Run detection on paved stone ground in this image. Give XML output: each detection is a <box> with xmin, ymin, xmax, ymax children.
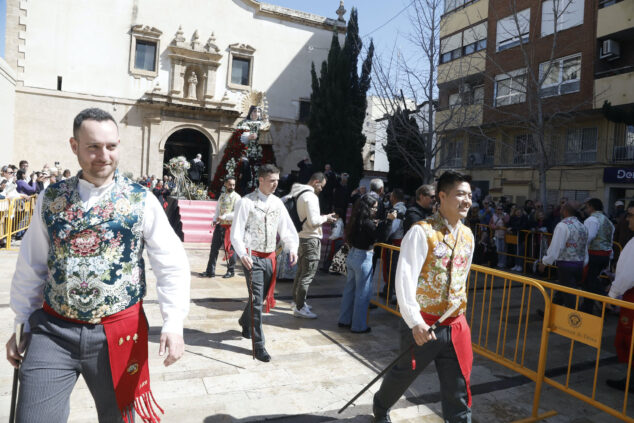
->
<box><xmin>0</xmin><ymin>242</ymin><xmax>631</xmax><ymax>422</ymax></box>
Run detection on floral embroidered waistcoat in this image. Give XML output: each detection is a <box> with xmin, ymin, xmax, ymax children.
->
<box><xmin>244</xmin><ymin>191</ymin><xmax>280</xmax><ymax>253</ymax></box>
<box><xmin>217</xmin><ymin>191</ymin><xmax>240</xmax><ymax>225</ymax></box>
<box><xmin>41</xmin><ymin>174</ymin><xmax>147</xmax><ymax>323</ymax></box>
<box><xmin>557</xmin><ymin>217</ymin><xmax>587</xmax><ymax>262</ymax></box>
<box><xmin>416</xmin><ymin>214</ymin><xmax>474</xmax><ymax>316</ymax></box>
<box><xmin>588</xmin><ymin>212</ymin><xmax>613</xmax><ymax>252</ymax></box>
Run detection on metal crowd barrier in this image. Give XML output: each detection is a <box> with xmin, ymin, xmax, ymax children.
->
<box><xmin>370</xmin><ymin>243</ymin><xmax>634</xmax><ymax>422</ymax></box>
<box><xmin>0</xmin><ymin>196</ymin><xmax>37</xmax><ymax>250</ymax></box>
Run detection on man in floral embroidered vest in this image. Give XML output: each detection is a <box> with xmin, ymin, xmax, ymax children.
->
<box><xmin>538</xmin><ymin>201</ymin><xmax>588</xmax><ymax>308</ymax></box>
<box><xmin>200</xmin><ymin>176</ymin><xmax>241</xmax><ymax>278</ymax></box>
<box><xmin>581</xmin><ymin>198</ymin><xmax>614</xmax><ymax>314</ymax></box>
<box><xmin>6</xmin><ymin>108</ymin><xmax>190</xmax><ymax>423</ymax></box>
<box><xmin>231</xmin><ymin>164</ymin><xmax>298</xmax><ymax>362</ymax></box>
<box><xmin>373</xmin><ymin>171</ymin><xmax>474</xmax><ymax>423</ymax></box>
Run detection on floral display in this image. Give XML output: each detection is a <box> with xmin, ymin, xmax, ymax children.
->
<box><xmin>164</xmin><ymin>156</ymin><xmax>209</xmax><ymax>200</ymax></box>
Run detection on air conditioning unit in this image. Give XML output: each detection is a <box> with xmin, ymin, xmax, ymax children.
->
<box><xmin>468</xmin><ymin>153</ymin><xmax>484</xmax><ymax>165</ymax></box>
<box><xmin>600</xmin><ymin>39</ymin><xmax>620</xmax><ymax>60</ymax></box>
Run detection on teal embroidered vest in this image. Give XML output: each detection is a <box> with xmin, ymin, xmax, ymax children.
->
<box><xmin>588</xmin><ymin>212</ymin><xmax>614</xmax><ymax>251</ymax></box>
<box><xmin>41</xmin><ymin>173</ymin><xmax>148</xmax><ymax>323</ymax></box>
<box><xmin>558</xmin><ymin>216</ymin><xmax>587</xmax><ymax>262</ymax></box>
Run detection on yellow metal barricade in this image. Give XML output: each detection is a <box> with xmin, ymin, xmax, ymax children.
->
<box><xmin>0</xmin><ymin>196</ymin><xmax>37</xmax><ymax>250</ymax></box>
<box><xmin>370</xmin><ymin>242</ymin><xmax>634</xmax><ymax>422</ymax></box>
<box><xmin>0</xmin><ymin>198</ymin><xmax>11</xmax><ymax>248</ymax></box>
<box><xmin>535</xmin><ymin>280</ymin><xmax>634</xmax><ymax>422</ymax></box>
<box><xmin>370</xmin><ymin>243</ymin><xmax>401</xmax><ymax>317</ymax></box>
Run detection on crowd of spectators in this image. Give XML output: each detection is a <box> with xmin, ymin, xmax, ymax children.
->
<box><xmin>1</xmin><ymin>160</ymin><xmax>72</xmax><ymax>200</ymax></box>
<box><xmin>465</xmin><ymin>195</ymin><xmax>633</xmax><ymax>274</ymax></box>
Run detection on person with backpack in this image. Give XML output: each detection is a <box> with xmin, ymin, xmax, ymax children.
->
<box><xmin>289</xmin><ymin>172</ymin><xmax>337</xmax><ymax>319</ymax></box>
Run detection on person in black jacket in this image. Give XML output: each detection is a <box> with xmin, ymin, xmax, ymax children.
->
<box><xmin>403</xmin><ymin>184</ymin><xmax>435</xmax><ymax>233</ymax></box>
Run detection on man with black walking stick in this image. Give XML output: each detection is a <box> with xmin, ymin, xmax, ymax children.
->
<box><xmin>372</xmin><ymin>171</ymin><xmax>475</xmax><ymax>423</ymax></box>
<box><xmin>231</xmin><ymin>164</ymin><xmax>298</xmax><ymax>362</ymax></box>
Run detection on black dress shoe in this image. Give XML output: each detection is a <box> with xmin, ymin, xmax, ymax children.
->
<box><xmin>241</xmin><ymin>325</ymin><xmax>251</xmax><ymax>339</ymax></box>
<box><xmin>351</xmin><ymin>327</ymin><xmax>372</xmax><ymax>334</ymax></box>
<box><xmin>373</xmin><ymin>403</ymin><xmax>392</xmax><ymax>422</ymax></box>
<box><xmin>338</xmin><ymin>322</ymin><xmax>351</xmax><ymax>328</ymax></box>
<box><xmin>255</xmin><ymin>347</ymin><xmax>271</xmax><ymax>362</ymax></box>
<box><xmin>606</xmin><ymin>377</ymin><xmax>634</xmax><ymax>393</ymax></box>
<box><xmin>199</xmin><ymin>271</ymin><xmax>215</xmax><ymax>278</ymax></box>
<box><xmin>222</xmin><ymin>272</ymin><xmax>234</xmax><ymax>279</ymax></box>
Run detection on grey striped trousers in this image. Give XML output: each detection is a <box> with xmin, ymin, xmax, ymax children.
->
<box><xmin>17</xmin><ymin>308</ymin><xmax>128</xmax><ymax>423</ymax></box>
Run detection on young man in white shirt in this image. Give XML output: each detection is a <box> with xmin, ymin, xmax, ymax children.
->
<box><xmin>231</xmin><ymin>164</ymin><xmax>299</xmax><ymax>362</ymax></box>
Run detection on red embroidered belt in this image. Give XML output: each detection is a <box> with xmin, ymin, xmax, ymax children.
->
<box><xmin>421</xmin><ymin>311</ymin><xmax>473</xmax><ymax>407</ymax></box>
<box><xmin>588</xmin><ymin>249</ymin><xmax>611</xmax><ymax>256</ymax></box>
<box><xmin>43</xmin><ymin>301</ymin><xmax>163</xmax><ymax>422</ymax></box>
<box><xmin>250</xmin><ymin>250</ymin><xmax>277</xmax><ymax>313</ymax></box>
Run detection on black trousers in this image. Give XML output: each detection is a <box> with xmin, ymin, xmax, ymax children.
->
<box><xmin>205</xmin><ymin>225</ymin><xmax>236</xmax><ymax>274</ymax></box>
<box><xmin>581</xmin><ymin>254</ymin><xmax>610</xmax><ymax>313</ymax></box>
<box><xmin>374</xmin><ymin>321</ymin><xmax>471</xmax><ymax>423</ymax></box>
<box><xmin>239</xmin><ymin>256</ymin><xmax>274</xmax><ymax>349</ymax></box>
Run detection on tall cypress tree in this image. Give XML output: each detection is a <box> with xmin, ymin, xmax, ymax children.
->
<box><xmin>307</xmin><ymin>8</ymin><xmax>374</xmax><ymax>189</ymax></box>
<box><xmin>385</xmin><ymin>108</ymin><xmax>425</xmax><ymax>193</ymax></box>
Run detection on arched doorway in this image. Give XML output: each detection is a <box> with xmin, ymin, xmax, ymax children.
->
<box><xmin>163</xmin><ymin>128</ymin><xmax>212</xmax><ymax>185</ymax></box>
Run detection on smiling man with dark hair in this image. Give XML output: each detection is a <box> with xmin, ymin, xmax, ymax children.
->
<box><xmin>373</xmin><ymin>170</ymin><xmax>474</xmax><ymax>423</ymax></box>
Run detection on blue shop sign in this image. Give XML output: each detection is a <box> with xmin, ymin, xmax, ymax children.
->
<box><xmin>604</xmin><ymin>167</ymin><xmax>634</xmax><ymax>184</ymax></box>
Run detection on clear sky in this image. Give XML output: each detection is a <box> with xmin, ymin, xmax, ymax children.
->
<box><xmin>268</xmin><ymin>0</ymin><xmax>414</xmax><ymax>56</ymax></box>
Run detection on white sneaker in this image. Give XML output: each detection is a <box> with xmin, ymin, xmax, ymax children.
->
<box><xmin>291</xmin><ymin>301</ymin><xmax>311</xmax><ymax>311</ymax></box>
<box><xmin>294</xmin><ymin>304</ymin><xmax>318</xmax><ymax>319</ymax></box>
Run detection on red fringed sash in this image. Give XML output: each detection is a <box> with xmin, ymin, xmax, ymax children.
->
<box><xmin>251</xmin><ymin>250</ymin><xmax>277</xmax><ymax>312</ymax></box>
<box><xmin>221</xmin><ymin>224</ymin><xmax>234</xmax><ymax>261</ymax></box>
<box><xmin>43</xmin><ymin>301</ymin><xmax>163</xmax><ymax>422</ymax></box>
<box><xmin>616</xmin><ymin>288</ymin><xmax>634</xmax><ymax>363</ymax></box>
<box><xmin>421</xmin><ymin>311</ymin><xmax>473</xmax><ymax>407</ymax></box>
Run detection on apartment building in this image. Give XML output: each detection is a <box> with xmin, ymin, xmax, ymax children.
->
<box><xmin>437</xmin><ymin>0</ymin><xmax>634</xmax><ymax>210</ymax></box>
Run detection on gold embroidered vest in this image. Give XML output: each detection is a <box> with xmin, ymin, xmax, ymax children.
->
<box><xmin>217</xmin><ymin>191</ymin><xmax>240</xmax><ymax>225</ymax></box>
<box><xmin>415</xmin><ymin>214</ymin><xmax>474</xmax><ymax>316</ymax></box>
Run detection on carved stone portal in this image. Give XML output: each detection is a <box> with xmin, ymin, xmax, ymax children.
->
<box><xmin>165</xmin><ymin>26</ymin><xmax>222</xmax><ymax>102</ymax></box>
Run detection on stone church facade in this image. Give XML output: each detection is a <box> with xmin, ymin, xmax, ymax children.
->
<box><xmin>3</xmin><ymin>0</ymin><xmax>346</xmax><ymax>181</ymax></box>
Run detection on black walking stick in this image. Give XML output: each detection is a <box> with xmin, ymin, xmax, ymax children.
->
<box><xmin>338</xmin><ymin>304</ymin><xmax>460</xmax><ymax>414</ymax></box>
<box><xmin>247</xmin><ymin>250</ymin><xmax>256</xmax><ymax>360</ymax></box>
<box><xmin>9</xmin><ymin>323</ymin><xmax>24</xmax><ymax>423</ymax></box>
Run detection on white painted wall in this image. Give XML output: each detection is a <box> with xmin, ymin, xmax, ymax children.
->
<box><xmin>22</xmin><ymin>0</ymin><xmax>337</xmax><ymax>122</ymax></box>
<box><xmin>0</xmin><ymin>58</ymin><xmax>16</xmax><ymax>165</ymax></box>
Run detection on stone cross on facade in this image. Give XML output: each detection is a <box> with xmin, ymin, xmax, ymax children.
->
<box><xmin>336</xmin><ymin>1</ymin><xmax>346</xmax><ymax>22</ymax></box>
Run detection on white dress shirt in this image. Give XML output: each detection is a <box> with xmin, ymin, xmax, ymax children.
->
<box><xmin>541</xmin><ymin>222</ymin><xmax>569</xmax><ymax>266</ymax></box>
<box><xmin>10</xmin><ymin>178</ymin><xmax>190</xmax><ymax>335</ymax></box>
<box><xmin>609</xmin><ymin>237</ymin><xmax>634</xmax><ymax>299</ymax></box>
<box><xmin>584</xmin><ymin>215</ymin><xmax>600</xmax><ymax>245</ymax></box>
<box><xmin>395</xmin><ymin>218</ymin><xmax>473</xmax><ymax>329</ymax></box>
<box><xmin>230</xmin><ymin>189</ymin><xmax>299</xmax><ymax>258</ymax></box>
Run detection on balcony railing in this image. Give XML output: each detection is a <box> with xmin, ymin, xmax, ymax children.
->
<box><xmin>613</xmin><ymin>145</ymin><xmax>634</xmax><ymax>161</ymax></box>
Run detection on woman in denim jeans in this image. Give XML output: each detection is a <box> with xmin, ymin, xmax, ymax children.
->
<box><xmin>338</xmin><ymin>195</ymin><xmax>381</xmax><ymax>333</ymax></box>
